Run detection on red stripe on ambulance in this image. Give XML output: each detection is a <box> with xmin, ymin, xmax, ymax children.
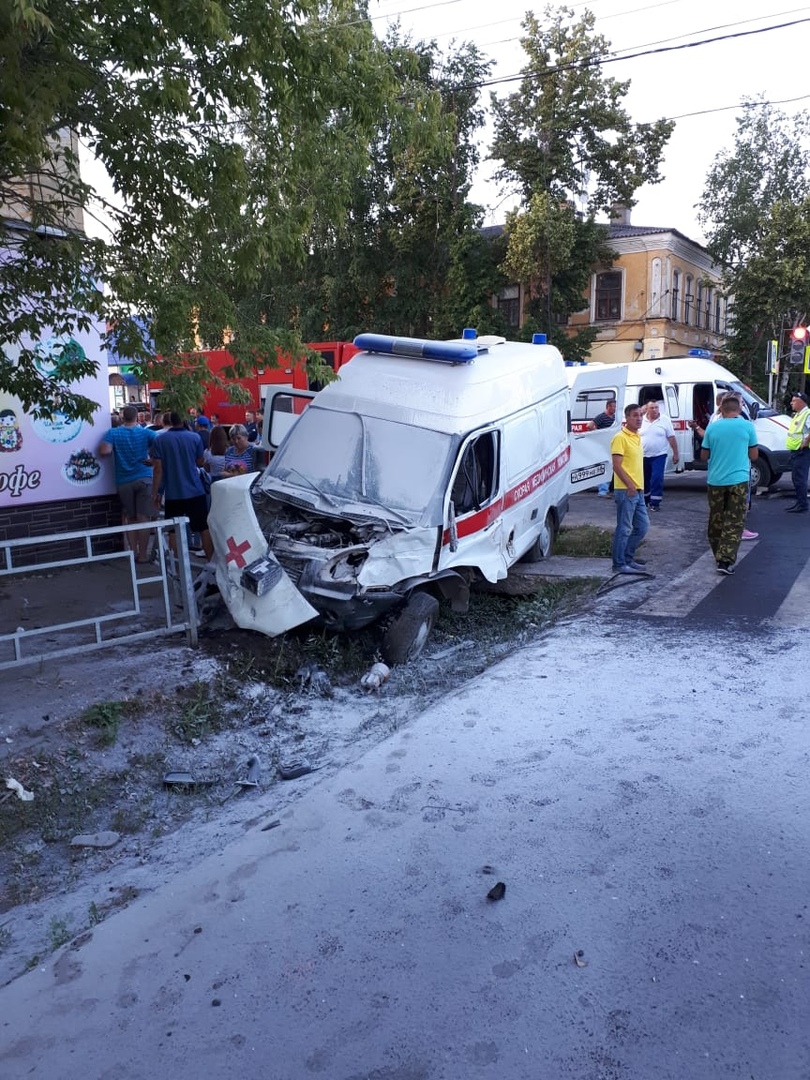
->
<box><xmin>443</xmin><ymin>446</ymin><xmax>570</xmax><ymax>545</ymax></box>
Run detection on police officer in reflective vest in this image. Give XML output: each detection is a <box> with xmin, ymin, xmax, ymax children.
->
<box><xmin>786</xmin><ymin>392</ymin><xmax>810</xmax><ymax>513</ymax></box>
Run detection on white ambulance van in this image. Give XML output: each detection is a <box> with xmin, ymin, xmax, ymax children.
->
<box><xmin>569</xmin><ymin>351</ymin><xmax>791</xmax><ymax>490</ymax></box>
<box><xmin>207</xmin><ymin>332</ymin><xmax>617</xmax><ymax>663</ymax></box>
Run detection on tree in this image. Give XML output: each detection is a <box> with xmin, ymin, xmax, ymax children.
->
<box><xmin>257</xmin><ymin>33</ymin><xmax>496</xmax><ymax>341</ymax></box>
<box><xmin>698</xmin><ymin>100</ymin><xmax>810</xmax><ymax>386</ymax></box>
<box><xmin>489</xmin><ymin>4</ymin><xmax>673</xmax><ymax>344</ymax></box>
<box><xmin>699</xmin><ymin>100</ymin><xmax>810</xmax><ymax>269</ymax></box>
<box><xmin>0</xmin><ymin>0</ymin><xmax>397</xmax><ymax>419</ymax></box>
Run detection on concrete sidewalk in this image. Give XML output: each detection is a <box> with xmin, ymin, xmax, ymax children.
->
<box><xmin>2</xmin><ymin>609</ymin><xmax>807</xmax><ymax>1080</ymax></box>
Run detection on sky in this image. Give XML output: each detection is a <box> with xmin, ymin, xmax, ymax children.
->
<box><xmin>368</xmin><ymin>0</ymin><xmax>810</xmax><ymax>244</ymax></box>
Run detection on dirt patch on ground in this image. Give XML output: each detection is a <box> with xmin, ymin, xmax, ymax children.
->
<box><xmin>0</xmin><ymin>569</ymin><xmax>595</xmax><ymax>984</ymax></box>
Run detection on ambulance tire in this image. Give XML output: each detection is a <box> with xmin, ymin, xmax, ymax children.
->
<box><xmin>382</xmin><ymin>592</ymin><xmax>440</xmax><ymax>665</ymax></box>
<box><xmin>520</xmin><ymin>511</ymin><xmax>556</xmax><ymax>563</ymax></box>
<box><xmin>749</xmin><ymin>457</ymin><xmax>772</xmax><ymax>491</ymax></box>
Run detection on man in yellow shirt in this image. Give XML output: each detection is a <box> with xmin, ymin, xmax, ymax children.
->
<box><xmin>610</xmin><ymin>403</ymin><xmax>649</xmax><ymax>574</ymax></box>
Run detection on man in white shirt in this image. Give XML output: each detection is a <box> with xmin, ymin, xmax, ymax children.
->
<box><xmin>640</xmin><ymin>400</ymin><xmax>679</xmax><ymax>512</ymax></box>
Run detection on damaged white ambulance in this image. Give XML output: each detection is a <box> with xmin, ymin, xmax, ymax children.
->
<box><xmin>207</xmin><ymin>332</ymin><xmax>617</xmax><ymax>663</ymax></box>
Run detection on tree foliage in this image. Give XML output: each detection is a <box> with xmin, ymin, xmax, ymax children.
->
<box><xmin>699</xmin><ymin>100</ymin><xmax>810</xmax><ymax>385</ymax></box>
<box><xmin>489</xmin><ymin>5</ymin><xmax>673</xmax><ymax>347</ymax></box>
<box><xmin>0</xmin><ymin>0</ymin><xmax>397</xmax><ymax>418</ymax></box>
<box><xmin>490</xmin><ymin>6</ymin><xmax>673</xmax><ymax>214</ymax></box>
<box><xmin>257</xmin><ymin>33</ymin><xmax>496</xmax><ymax>341</ymax></box>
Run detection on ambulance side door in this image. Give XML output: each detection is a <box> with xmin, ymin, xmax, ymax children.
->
<box><xmin>440</xmin><ymin>426</ymin><xmax>507</xmax><ymax>582</ymax></box>
<box><xmin>567</xmin><ymin>366</ymin><xmax>628</xmax><ymax>494</ymax></box>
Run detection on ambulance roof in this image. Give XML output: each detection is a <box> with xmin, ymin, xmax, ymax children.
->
<box><xmin>624</xmin><ymin>356</ymin><xmax>738</xmax><ymax>383</ymax></box>
<box><xmin>311</xmin><ymin>337</ymin><xmax>567</xmax><ymax>434</ymax></box>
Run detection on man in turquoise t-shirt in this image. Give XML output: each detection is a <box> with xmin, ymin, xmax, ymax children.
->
<box><xmin>700</xmin><ymin>395</ymin><xmax>758</xmax><ymax>576</ymax></box>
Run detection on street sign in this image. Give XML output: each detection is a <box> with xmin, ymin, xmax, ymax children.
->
<box><xmin>768</xmin><ymin>338</ymin><xmax>779</xmax><ymax>374</ymax></box>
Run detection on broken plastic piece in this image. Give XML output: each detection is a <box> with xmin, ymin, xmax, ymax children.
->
<box><xmin>360</xmin><ymin>662</ymin><xmax>391</xmax><ymax>691</ymax></box>
<box><xmin>163</xmin><ymin>771</ymin><xmax>217</xmax><ymax>789</ymax></box>
<box><xmin>70</xmin><ymin>831</ymin><xmax>121</xmax><ymax>849</ymax></box>
<box><xmin>261</xmin><ymin>819</ymin><xmax>281</xmax><ymax>832</ymax></box>
<box><xmin>5</xmin><ymin>778</ymin><xmax>34</xmax><ymax>802</ymax></box>
<box><xmin>486</xmin><ymin>881</ymin><xmax>506</xmax><ymax>901</ymax></box>
<box><xmin>278</xmin><ymin>757</ymin><xmax>313</xmax><ymax>780</ymax></box>
<box><xmin>573</xmin><ymin>950</ymin><xmax>588</xmax><ymax>968</ymax></box>
<box><xmin>237</xmin><ymin>755</ymin><xmax>261</xmax><ymax>788</ymax></box>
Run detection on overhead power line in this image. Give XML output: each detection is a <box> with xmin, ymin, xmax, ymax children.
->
<box><xmin>475</xmin><ymin>16</ymin><xmax>810</xmax><ymax>91</ymax></box>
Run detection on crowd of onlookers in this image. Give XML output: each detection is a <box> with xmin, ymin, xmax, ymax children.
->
<box><xmin>100</xmin><ymin>405</ymin><xmax>266</xmax><ymax>562</ymax></box>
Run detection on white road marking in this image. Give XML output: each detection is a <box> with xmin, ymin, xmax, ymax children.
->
<box><xmin>763</xmin><ymin>572</ymin><xmax>810</xmax><ymax>630</ymax></box>
<box><xmin>642</xmin><ymin>542</ymin><xmax>758</xmax><ymax>618</ymax></box>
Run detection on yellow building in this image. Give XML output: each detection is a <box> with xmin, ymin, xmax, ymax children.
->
<box><xmin>492</xmin><ymin>209</ymin><xmax>727</xmax><ymax>364</ymax></box>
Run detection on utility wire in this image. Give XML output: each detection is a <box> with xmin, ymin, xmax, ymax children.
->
<box><xmin>475</xmin><ymin>17</ymin><xmax>810</xmax><ymax>91</ymax></box>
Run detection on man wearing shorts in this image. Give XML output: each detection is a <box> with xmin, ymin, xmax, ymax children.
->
<box><xmin>99</xmin><ymin>404</ymin><xmax>157</xmax><ymax>562</ymax></box>
<box><xmin>150</xmin><ymin>412</ymin><xmax>213</xmax><ymax>560</ymax></box>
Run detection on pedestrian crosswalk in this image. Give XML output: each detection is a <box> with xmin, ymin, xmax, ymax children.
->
<box><xmin>629</xmin><ymin>505</ymin><xmax>810</xmax><ymax>627</ymax></box>
<box><xmin>639</xmin><ymin>544</ymin><xmax>758</xmax><ymax>619</ymax></box>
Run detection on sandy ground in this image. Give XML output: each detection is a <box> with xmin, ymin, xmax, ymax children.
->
<box><xmin>0</xmin><ymin>482</ymin><xmax>718</xmax><ymax>984</ymax></box>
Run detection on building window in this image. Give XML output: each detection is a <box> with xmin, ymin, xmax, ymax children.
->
<box><xmin>595</xmin><ymin>271</ymin><xmax>622</xmax><ymax>321</ymax></box>
<box><xmin>684</xmin><ymin>275</ymin><xmax>693</xmax><ymax>326</ymax></box>
<box><xmin>671</xmin><ymin>269</ymin><xmax>681</xmax><ymax>322</ymax></box>
<box><xmin>704</xmin><ymin>286</ymin><xmax>712</xmax><ymax>330</ymax></box>
<box><xmin>497</xmin><ymin>285</ymin><xmax>521</xmax><ymax>328</ymax></box>
<box><xmin>696</xmin><ymin>281</ymin><xmax>704</xmax><ymax>328</ymax></box>
<box><xmin>714</xmin><ymin>294</ymin><xmax>723</xmax><ymax>335</ymax></box>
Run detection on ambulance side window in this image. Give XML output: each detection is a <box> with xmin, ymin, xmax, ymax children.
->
<box><xmin>451</xmin><ymin>431</ymin><xmax>498</xmax><ymax>515</ymax></box>
<box><xmin>639</xmin><ymin>384</ymin><xmax>664</xmax><ymax>406</ymax></box>
<box><xmin>572</xmin><ymin>390</ymin><xmax>615</xmax><ymax>424</ymax></box>
<box><xmin>666</xmin><ymin>386</ymin><xmax>679</xmax><ymax>418</ymax></box>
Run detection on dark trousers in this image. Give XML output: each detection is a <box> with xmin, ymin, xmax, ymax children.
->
<box><xmin>643</xmin><ymin>454</ymin><xmax>667</xmax><ymax>508</ymax></box>
<box><xmin>707</xmin><ymin>482</ymin><xmax>748</xmax><ymax>565</ymax></box>
<box><xmin>790</xmin><ymin>448</ymin><xmax>810</xmax><ymax>509</ymax></box>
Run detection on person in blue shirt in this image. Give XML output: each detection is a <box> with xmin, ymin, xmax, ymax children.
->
<box><xmin>99</xmin><ymin>404</ymin><xmax>157</xmax><ymax>562</ymax></box>
<box><xmin>150</xmin><ymin>412</ymin><xmax>213</xmax><ymax>560</ymax></box>
<box><xmin>700</xmin><ymin>394</ymin><xmax>758</xmax><ymax>576</ymax></box>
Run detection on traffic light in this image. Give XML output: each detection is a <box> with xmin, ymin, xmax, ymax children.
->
<box><xmin>789</xmin><ymin>326</ymin><xmax>808</xmax><ymax>365</ymax></box>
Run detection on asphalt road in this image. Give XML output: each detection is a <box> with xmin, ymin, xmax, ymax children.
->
<box><xmin>2</xmin><ymin>478</ymin><xmax>809</xmax><ymax>1080</ymax></box>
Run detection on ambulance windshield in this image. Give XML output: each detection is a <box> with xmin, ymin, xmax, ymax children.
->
<box><xmin>260</xmin><ymin>406</ymin><xmax>453</xmax><ymax>521</ymax></box>
<box><xmin>720</xmin><ymin>380</ymin><xmax>776</xmax><ymax>417</ymax></box>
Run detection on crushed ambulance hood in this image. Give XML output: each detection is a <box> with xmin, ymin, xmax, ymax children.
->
<box><xmin>208</xmin><ymin>475</ymin><xmax>317</xmax><ymax>636</ymax></box>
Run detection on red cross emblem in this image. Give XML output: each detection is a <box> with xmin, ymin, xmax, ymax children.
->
<box><xmin>225</xmin><ymin>536</ymin><xmax>251</xmax><ymax>569</ymax></box>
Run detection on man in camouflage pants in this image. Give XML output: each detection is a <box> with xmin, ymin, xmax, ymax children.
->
<box><xmin>700</xmin><ymin>395</ymin><xmax>758</xmax><ymax>576</ymax></box>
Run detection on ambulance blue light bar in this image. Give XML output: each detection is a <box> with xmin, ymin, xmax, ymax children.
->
<box><xmin>353</xmin><ymin>333</ymin><xmax>478</xmax><ymax>364</ymax></box>
<box><xmin>688</xmin><ymin>348</ymin><xmax>714</xmax><ymax>359</ymax></box>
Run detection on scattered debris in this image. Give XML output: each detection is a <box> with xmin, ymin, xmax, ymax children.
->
<box><xmin>70</xmin><ymin>831</ymin><xmax>121</xmax><ymax>849</ymax></box>
<box><xmin>360</xmin><ymin>662</ymin><xmax>391</xmax><ymax>691</ymax></box>
<box><xmin>261</xmin><ymin>819</ymin><xmax>281</xmax><ymax>832</ymax></box>
<box><xmin>486</xmin><ymin>881</ymin><xmax>506</xmax><ymax>901</ymax></box>
<box><xmin>426</xmin><ymin>641</ymin><xmax>472</xmax><ymax>661</ymax></box>
<box><xmin>573</xmin><ymin>950</ymin><xmax>588</xmax><ymax>968</ymax></box>
<box><xmin>278</xmin><ymin>757</ymin><xmax>313</xmax><ymax>780</ymax></box>
<box><xmin>482</xmin><ymin>865</ymin><xmax>495</xmax><ymax>875</ymax></box>
<box><xmin>163</xmin><ymin>771</ymin><xmax>217</xmax><ymax>789</ymax></box>
<box><xmin>295</xmin><ymin>663</ymin><xmax>332</xmax><ymax>696</ymax></box>
<box><xmin>236</xmin><ymin>755</ymin><xmax>261</xmax><ymax>788</ymax></box>
<box><xmin>5</xmin><ymin>778</ymin><xmax>34</xmax><ymax>802</ymax></box>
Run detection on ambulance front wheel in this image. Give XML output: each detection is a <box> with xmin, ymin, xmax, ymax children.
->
<box><xmin>382</xmin><ymin>591</ymin><xmax>440</xmax><ymax>665</ymax></box>
<box><xmin>520</xmin><ymin>511</ymin><xmax>556</xmax><ymax>563</ymax></box>
<box><xmin>749</xmin><ymin>457</ymin><xmax>772</xmax><ymax>491</ymax></box>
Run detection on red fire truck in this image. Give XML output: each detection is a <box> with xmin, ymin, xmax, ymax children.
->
<box><xmin>147</xmin><ymin>340</ymin><xmax>360</xmax><ymax>423</ymax></box>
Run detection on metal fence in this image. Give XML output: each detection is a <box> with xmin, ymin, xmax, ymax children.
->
<box><xmin>0</xmin><ymin>517</ymin><xmax>204</xmax><ymax>670</ymax></box>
